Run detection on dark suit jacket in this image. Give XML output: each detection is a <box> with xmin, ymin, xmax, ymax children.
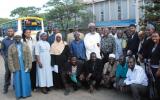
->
<box><xmin>149</xmin><ymin>43</ymin><xmax>160</xmax><ymax>65</ymax></box>
<box><xmin>65</xmin><ymin>62</ymin><xmax>83</xmax><ymax>76</ymax></box>
<box><xmin>83</xmin><ymin>59</ymin><xmax>103</xmax><ymax>79</ymax></box>
<box><xmin>139</xmin><ymin>38</ymin><xmax>154</xmax><ymax>59</ymax></box>
<box><xmin>127</xmin><ymin>32</ymin><xmax>140</xmax><ymax>55</ymax></box>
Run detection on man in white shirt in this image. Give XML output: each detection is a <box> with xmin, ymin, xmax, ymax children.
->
<box><xmin>123</xmin><ymin>56</ymin><xmax>148</xmax><ymax>100</ymax></box>
<box><xmin>84</xmin><ymin>23</ymin><xmax>101</xmax><ymax>60</ymax></box>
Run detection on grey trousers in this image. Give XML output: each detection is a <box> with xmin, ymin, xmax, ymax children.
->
<box><xmin>130</xmin><ymin>84</ymin><xmax>148</xmax><ymax>100</ymax></box>
<box><xmin>4</xmin><ymin>57</ymin><xmax>11</xmax><ymax>91</ymax></box>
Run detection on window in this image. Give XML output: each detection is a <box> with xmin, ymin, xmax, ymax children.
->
<box><xmin>117</xmin><ymin>0</ymin><xmax>121</xmax><ymax>20</ymax></box>
<box><xmin>22</xmin><ymin>19</ymin><xmax>42</xmax><ymax>31</ymax></box>
<box><xmin>101</xmin><ymin>11</ymin><xmax>104</xmax><ymax>21</ymax></box>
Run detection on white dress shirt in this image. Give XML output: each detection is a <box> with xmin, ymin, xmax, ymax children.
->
<box><xmin>124</xmin><ymin>65</ymin><xmax>148</xmax><ymax>86</ymax></box>
<box><xmin>25</xmin><ymin>38</ymin><xmax>36</xmax><ymax>62</ymax></box>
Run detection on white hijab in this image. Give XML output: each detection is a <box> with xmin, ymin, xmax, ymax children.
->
<box><xmin>50</xmin><ymin>33</ymin><xmax>65</xmax><ymax>55</ymax></box>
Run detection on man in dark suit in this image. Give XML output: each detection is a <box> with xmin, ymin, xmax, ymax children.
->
<box><xmin>80</xmin><ymin>52</ymin><xmax>103</xmax><ymax>93</ymax></box>
<box><xmin>137</xmin><ymin>31</ymin><xmax>146</xmax><ymax>66</ymax></box>
<box><xmin>136</xmin><ymin>24</ymin><xmax>155</xmax><ymax>67</ymax></box>
<box><xmin>63</xmin><ymin>56</ymin><xmax>83</xmax><ymax>95</ymax></box>
<box><xmin>127</xmin><ymin>24</ymin><xmax>140</xmax><ymax>59</ymax></box>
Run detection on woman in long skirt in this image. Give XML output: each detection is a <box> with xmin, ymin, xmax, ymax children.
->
<box><xmin>35</xmin><ymin>32</ymin><xmax>53</xmax><ymax>94</ymax></box>
<box><xmin>8</xmin><ymin>32</ymin><xmax>32</xmax><ymax>100</ymax></box>
<box><xmin>50</xmin><ymin>33</ymin><xmax>70</xmax><ymax>90</ymax></box>
<box><xmin>22</xmin><ymin>29</ymin><xmax>37</xmax><ymax>91</ymax></box>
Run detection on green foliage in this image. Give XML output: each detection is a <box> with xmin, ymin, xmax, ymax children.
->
<box><xmin>45</xmin><ymin>0</ymin><xmax>73</xmax><ymax>7</ymax></box>
<box><xmin>78</xmin><ymin>11</ymin><xmax>95</xmax><ymax>29</ymax></box>
<box><xmin>10</xmin><ymin>7</ymin><xmax>41</xmax><ymax>17</ymax></box>
<box><xmin>143</xmin><ymin>1</ymin><xmax>160</xmax><ymax>31</ymax></box>
<box><xmin>0</xmin><ymin>18</ymin><xmax>11</xmax><ymax>25</ymax></box>
<box><xmin>44</xmin><ymin>0</ymin><xmax>92</xmax><ymax>30</ymax></box>
<box><xmin>8</xmin><ymin>0</ymin><xmax>93</xmax><ymax>31</ymax></box>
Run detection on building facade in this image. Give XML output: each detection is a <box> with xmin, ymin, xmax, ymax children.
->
<box><xmin>84</xmin><ymin>0</ymin><xmax>147</xmax><ymax>28</ymax></box>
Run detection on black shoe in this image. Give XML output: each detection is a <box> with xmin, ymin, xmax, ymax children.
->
<box><xmin>64</xmin><ymin>89</ymin><xmax>70</xmax><ymax>96</ymax></box>
<box><xmin>73</xmin><ymin>85</ymin><xmax>79</xmax><ymax>91</ymax></box>
<box><xmin>3</xmin><ymin>89</ymin><xmax>8</xmax><ymax>94</ymax></box>
<box><xmin>33</xmin><ymin>89</ymin><xmax>38</xmax><ymax>92</ymax></box>
<box><xmin>46</xmin><ymin>87</ymin><xmax>51</xmax><ymax>91</ymax></box>
<box><xmin>73</xmin><ymin>87</ymin><xmax>78</xmax><ymax>91</ymax></box>
<box><xmin>89</xmin><ymin>86</ymin><xmax>94</xmax><ymax>93</ymax></box>
<box><xmin>16</xmin><ymin>97</ymin><xmax>20</xmax><ymax>100</ymax></box>
<box><xmin>41</xmin><ymin>88</ymin><xmax>48</xmax><ymax>94</ymax></box>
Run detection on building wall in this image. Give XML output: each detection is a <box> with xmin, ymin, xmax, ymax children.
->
<box><xmin>86</xmin><ymin>0</ymin><xmax>144</xmax><ymax>22</ymax></box>
<box><xmin>121</xmin><ymin>0</ymin><xmax>128</xmax><ymax>19</ymax></box>
<box><xmin>129</xmin><ymin>0</ymin><xmax>136</xmax><ymax>19</ymax></box>
<box><xmin>104</xmin><ymin>1</ymin><xmax>109</xmax><ymax>21</ymax></box>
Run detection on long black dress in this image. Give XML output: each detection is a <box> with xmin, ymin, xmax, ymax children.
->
<box><xmin>148</xmin><ymin>43</ymin><xmax>160</xmax><ymax>97</ymax></box>
<box><xmin>51</xmin><ymin>45</ymin><xmax>70</xmax><ymax>89</ymax></box>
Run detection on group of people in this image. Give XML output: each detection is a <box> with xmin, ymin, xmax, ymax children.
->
<box><xmin>0</xmin><ymin>22</ymin><xmax>160</xmax><ymax>100</ymax></box>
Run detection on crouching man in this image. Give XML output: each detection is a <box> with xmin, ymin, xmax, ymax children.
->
<box><xmin>101</xmin><ymin>54</ymin><xmax>117</xmax><ymax>88</ymax></box>
<box><xmin>121</xmin><ymin>56</ymin><xmax>148</xmax><ymax>100</ymax></box>
<box><xmin>63</xmin><ymin>56</ymin><xmax>83</xmax><ymax>95</ymax></box>
<box><xmin>80</xmin><ymin>52</ymin><xmax>103</xmax><ymax>93</ymax></box>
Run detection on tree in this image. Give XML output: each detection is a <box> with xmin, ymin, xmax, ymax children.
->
<box><xmin>0</xmin><ymin>18</ymin><xmax>11</xmax><ymax>25</ymax></box>
<box><xmin>141</xmin><ymin>0</ymin><xmax>160</xmax><ymax>31</ymax></box>
<box><xmin>44</xmin><ymin>0</ymin><xmax>90</xmax><ymax>31</ymax></box>
<box><xmin>10</xmin><ymin>7</ymin><xmax>41</xmax><ymax>17</ymax></box>
<box><xmin>79</xmin><ymin>11</ymin><xmax>95</xmax><ymax>29</ymax></box>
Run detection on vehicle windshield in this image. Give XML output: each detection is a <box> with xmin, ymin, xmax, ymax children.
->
<box><xmin>23</xmin><ymin>26</ymin><xmax>42</xmax><ymax>31</ymax></box>
<box><xmin>22</xmin><ymin>19</ymin><xmax>42</xmax><ymax>31</ymax></box>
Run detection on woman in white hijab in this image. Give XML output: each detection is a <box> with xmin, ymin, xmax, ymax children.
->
<box><xmin>50</xmin><ymin>33</ymin><xmax>70</xmax><ymax>91</ymax></box>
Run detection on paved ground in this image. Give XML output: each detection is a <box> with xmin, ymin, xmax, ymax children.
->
<box><xmin>0</xmin><ymin>55</ymin><xmax>133</xmax><ymax>100</ymax></box>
